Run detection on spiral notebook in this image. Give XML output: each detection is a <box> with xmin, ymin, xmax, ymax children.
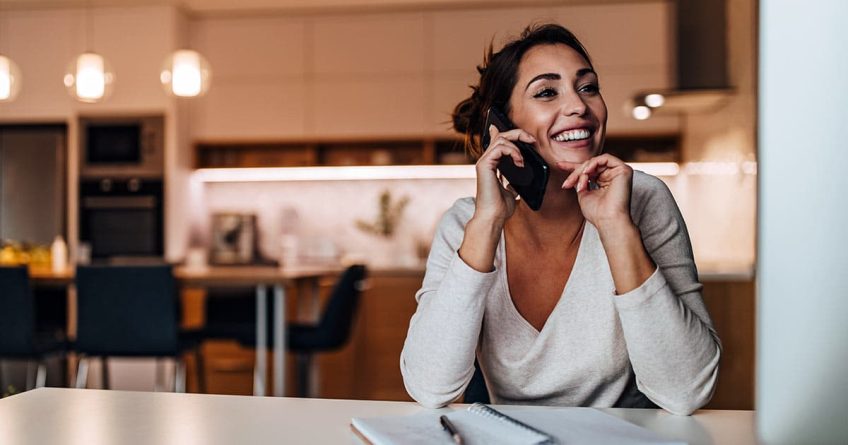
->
<box><xmin>351</xmin><ymin>403</ymin><xmax>686</xmax><ymax>445</ymax></box>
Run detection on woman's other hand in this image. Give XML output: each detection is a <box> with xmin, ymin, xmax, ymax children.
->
<box><xmin>558</xmin><ymin>154</ymin><xmax>634</xmax><ymax>230</ymax></box>
<box><xmin>473</xmin><ymin>124</ymin><xmax>536</xmax><ymax>225</ymax></box>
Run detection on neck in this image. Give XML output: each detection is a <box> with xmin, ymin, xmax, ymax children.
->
<box><xmin>510</xmin><ymin>171</ymin><xmax>585</xmax><ymax>242</ymax></box>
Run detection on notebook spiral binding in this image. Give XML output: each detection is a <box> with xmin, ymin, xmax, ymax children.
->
<box><xmin>468</xmin><ymin>403</ymin><xmax>557</xmax><ymax>444</ymax></box>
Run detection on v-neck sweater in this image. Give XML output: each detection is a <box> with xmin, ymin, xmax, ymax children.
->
<box><xmin>400</xmin><ymin>171</ymin><xmax>721</xmax><ymax>415</ymax></box>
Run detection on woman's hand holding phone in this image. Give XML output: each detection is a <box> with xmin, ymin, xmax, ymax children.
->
<box><xmin>459</xmin><ymin>124</ymin><xmax>535</xmax><ymax>273</ymax></box>
<box><xmin>474</xmin><ymin>124</ymin><xmax>536</xmax><ymax>224</ymax></box>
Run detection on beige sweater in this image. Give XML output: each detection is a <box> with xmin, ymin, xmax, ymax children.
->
<box><xmin>400</xmin><ymin>171</ymin><xmax>720</xmax><ymax>415</ymax></box>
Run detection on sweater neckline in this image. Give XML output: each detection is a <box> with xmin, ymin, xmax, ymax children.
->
<box><xmin>497</xmin><ymin>221</ymin><xmax>594</xmax><ymax>337</ymax></box>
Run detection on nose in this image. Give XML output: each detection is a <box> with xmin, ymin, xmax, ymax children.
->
<box><xmin>560</xmin><ymin>89</ymin><xmax>588</xmax><ymax>117</ymax></box>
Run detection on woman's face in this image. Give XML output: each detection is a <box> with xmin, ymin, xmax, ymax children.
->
<box><xmin>508</xmin><ymin>43</ymin><xmax>607</xmax><ymax>167</ymax></box>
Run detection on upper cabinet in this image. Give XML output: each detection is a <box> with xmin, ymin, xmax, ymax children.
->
<box><xmin>190</xmin><ymin>1</ymin><xmax>680</xmax><ymax>141</ymax></box>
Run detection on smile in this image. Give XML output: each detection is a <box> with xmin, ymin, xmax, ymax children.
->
<box><xmin>552</xmin><ymin>128</ymin><xmax>592</xmax><ymax>142</ymax></box>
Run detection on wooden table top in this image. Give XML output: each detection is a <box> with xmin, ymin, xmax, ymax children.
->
<box><xmin>26</xmin><ymin>263</ymin><xmax>345</xmax><ymax>287</ymax></box>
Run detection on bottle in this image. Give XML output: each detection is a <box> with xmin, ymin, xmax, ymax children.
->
<box><xmin>51</xmin><ymin>235</ymin><xmax>68</xmax><ymax>273</ymax></box>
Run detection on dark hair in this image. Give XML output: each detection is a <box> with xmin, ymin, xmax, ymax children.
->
<box><xmin>452</xmin><ymin>23</ymin><xmax>594</xmax><ymax>159</ymax></box>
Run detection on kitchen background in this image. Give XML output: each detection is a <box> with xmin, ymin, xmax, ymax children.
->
<box><xmin>0</xmin><ymin>0</ymin><xmax>756</xmax><ymax>407</ymax></box>
<box><xmin>0</xmin><ymin>0</ymin><xmax>756</xmax><ymax>272</ymax></box>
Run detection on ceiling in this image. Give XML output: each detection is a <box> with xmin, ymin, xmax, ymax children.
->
<box><xmin>0</xmin><ymin>0</ymin><xmax>652</xmax><ymax>16</ymax></box>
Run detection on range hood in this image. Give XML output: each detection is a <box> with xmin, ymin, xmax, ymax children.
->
<box><xmin>630</xmin><ymin>0</ymin><xmax>734</xmax><ymax>119</ymax></box>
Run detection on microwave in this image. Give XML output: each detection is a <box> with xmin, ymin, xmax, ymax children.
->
<box><xmin>79</xmin><ymin>115</ymin><xmax>165</xmax><ymax>178</ymax></box>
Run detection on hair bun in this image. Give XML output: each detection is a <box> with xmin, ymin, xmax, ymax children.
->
<box><xmin>452</xmin><ymin>95</ymin><xmax>476</xmax><ymax>135</ymax></box>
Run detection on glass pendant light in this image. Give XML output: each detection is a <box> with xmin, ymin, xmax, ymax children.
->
<box><xmin>0</xmin><ymin>54</ymin><xmax>21</xmax><ymax>103</ymax></box>
<box><xmin>64</xmin><ymin>52</ymin><xmax>114</xmax><ymax>103</ymax></box>
<box><xmin>65</xmin><ymin>3</ymin><xmax>113</xmax><ymax>103</ymax></box>
<box><xmin>0</xmin><ymin>9</ymin><xmax>21</xmax><ymax>103</ymax></box>
<box><xmin>160</xmin><ymin>49</ymin><xmax>212</xmax><ymax>98</ymax></box>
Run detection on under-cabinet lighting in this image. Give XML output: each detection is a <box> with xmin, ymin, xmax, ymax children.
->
<box><xmin>631</xmin><ymin>162</ymin><xmax>680</xmax><ymax>176</ymax></box>
<box><xmin>194</xmin><ymin>162</ymin><xmax>686</xmax><ymax>183</ymax></box>
<box><xmin>194</xmin><ymin>165</ymin><xmax>478</xmax><ymax>182</ymax></box>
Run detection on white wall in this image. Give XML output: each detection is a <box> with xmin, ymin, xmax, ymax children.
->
<box><xmin>757</xmin><ymin>0</ymin><xmax>848</xmax><ymax>443</ymax></box>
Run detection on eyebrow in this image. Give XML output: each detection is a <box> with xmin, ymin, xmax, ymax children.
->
<box><xmin>524</xmin><ymin>68</ymin><xmax>597</xmax><ymax>91</ymax></box>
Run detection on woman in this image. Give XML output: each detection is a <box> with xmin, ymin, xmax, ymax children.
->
<box><xmin>400</xmin><ymin>23</ymin><xmax>720</xmax><ymax>416</ymax></box>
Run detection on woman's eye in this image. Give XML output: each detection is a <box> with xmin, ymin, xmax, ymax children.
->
<box><xmin>533</xmin><ymin>88</ymin><xmax>557</xmax><ymax>99</ymax></box>
<box><xmin>579</xmin><ymin>84</ymin><xmax>600</xmax><ymax>94</ymax></box>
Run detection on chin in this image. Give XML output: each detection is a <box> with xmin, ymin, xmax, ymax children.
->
<box><xmin>550</xmin><ymin>147</ymin><xmax>596</xmax><ymax>165</ymax></box>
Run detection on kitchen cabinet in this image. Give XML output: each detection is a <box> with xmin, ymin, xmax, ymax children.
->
<box><xmin>701</xmin><ymin>279</ymin><xmax>756</xmax><ymax>410</ymax></box>
<box><xmin>194</xmin><ymin>137</ymin><xmax>469</xmax><ymax>168</ymax></box>
<box><xmin>194</xmin><ymin>134</ymin><xmax>679</xmax><ymax>169</ymax></box>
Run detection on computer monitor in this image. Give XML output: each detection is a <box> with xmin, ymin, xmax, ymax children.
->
<box><xmin>757</xmin><ymin>1</ymin><xmax>848</xmax><ymax>444</ymax></box>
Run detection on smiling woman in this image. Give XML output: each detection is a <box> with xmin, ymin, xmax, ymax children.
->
<box><xmin>400</xmin><ymin>23</ymin><xmax>721</xmax><ymax>416</ymax></box>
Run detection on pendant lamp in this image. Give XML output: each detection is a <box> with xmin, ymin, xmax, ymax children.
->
<box><xmin>65</xmin><ymin>4</ymin><xmax>113</xmax><ymax>103</ymax></box>
<box><xmin>64</xmin><ymin>52</ymin><xmax>114</xmax><ymax>103</ymax></box>
<box><xmin>0</xmin><ymin>54</ymin><xmax>21</xmax><ymax>102</ymax></box>
<box><xmin>160</xmin><ymin>49</ymin><xmax>212</xmax><ymax>98</ymax></box>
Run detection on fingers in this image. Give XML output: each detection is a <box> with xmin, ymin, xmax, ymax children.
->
<box><xmin>501</xmin><ymin>183</ymin><xmax>519</xmax><ymax>201</ymax></box>
<box><xmin>558</xmin><ymin>154</ymin><xmax>628</xmax><ymax>192</ymax></box>
<box><xmin>481</xmin><ymin>127</ymin><xmax>525</xmax><ymax>169</ymax></box>
<box><xmin>488</xmin><ymin>125</ymin><xmax>536</xmax><ymax>145</ymax></box>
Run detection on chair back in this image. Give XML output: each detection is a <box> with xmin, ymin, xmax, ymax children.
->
<box><xmin>316</xmin><ymin>264</ymin><xmax>367</xmax><ymax>349</ymax></box>
<box><xmin>0</xmin><ymin>266</ymin><xmax>36</xmax><ymax>355</ymax></box>
<box><xmin>75</xmin><ymin>265</ymin><xmax>179</xmax><ymax>356</ymax></box>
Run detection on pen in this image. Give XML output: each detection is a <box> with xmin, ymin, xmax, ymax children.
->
<box><xmin>440</xmin><ymin>415</ymin><xmax>463</xmax><ymax>445</ymax></box>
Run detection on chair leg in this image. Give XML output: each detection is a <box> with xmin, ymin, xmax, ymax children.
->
<box><xmin>75</xmin><ymin>358</ymin><xmax>89</xmax><ymax>389</ymax></box>
<box><xmin>296</xmin><ymin>353</ymin><xmax>313</xmax><ymax>398</ymax></box>
<box><xmin>100</xmin><ymin>357</ymin><xmax>110</xmax><ymax>390</ymax></box>
<box><xmin>25</xmin><ymin>361</ymin><xmax>35</xmax><ymax>391</ymax></box>
<box><xmin>36</xmin><ymin>362</ymin><xmax>47</xmax><ymax>388</ymax></box>
<box><xmin>174</xmin><ymin>358</ymin><xmax>186</xmax><ymax>393</ymax></box>
<box><xmin>154</xmin><ymin>359</ymin><xmax>165</xmax><ymax>392</ymax></box>
<box><xmin>194</xmin><ymin>347</ymin><xmax>207</xmax><ymax>394</ymax></box>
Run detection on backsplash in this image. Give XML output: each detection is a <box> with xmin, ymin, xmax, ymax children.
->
<box><xmin>192</xmin><ymin>168</ymin><xmax>756</xmax><ymax>274</ymax></box>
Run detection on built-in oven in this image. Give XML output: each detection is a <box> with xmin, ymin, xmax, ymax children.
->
<box><xmin>79</xmin><ymin>115</ymin><xmax>164</xmax><ymax>179</ymax></box>
<box><xmin>79</xmin><ymin>178</ymin><xmax>163</xmax><ymax>262</ymax></box>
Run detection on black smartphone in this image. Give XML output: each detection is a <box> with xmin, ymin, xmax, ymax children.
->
<box><xmin>482</xmin><ymin>106</ymin><xmax>549</xmax><ymax>211</ymax></box>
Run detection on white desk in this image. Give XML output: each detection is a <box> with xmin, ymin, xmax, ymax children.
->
<box><xmin>0</xmin><ymin>388</ymin><xmax>757</xmax><ymax>444</ymax></box>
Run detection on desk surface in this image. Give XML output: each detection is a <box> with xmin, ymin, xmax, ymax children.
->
<box><xmin>0</xmin><ymin>388</ymin><xmax>756</xmax><ymax>444</ymax></box>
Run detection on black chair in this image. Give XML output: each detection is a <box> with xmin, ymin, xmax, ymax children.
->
<box><xmin>74</xmin><ymin>265</ymin><xmax>195</xmax><ymax>392</ymax></box>
<box><xmin>0</xmin><ymin>266</ymin><xmax>67</xmax><ymax>391</ymax></box>
<box><xmin>198</xmin><ymin>264</ymin><xmax>367</xmax><ymax>396</ymax></box>
<box><xmin>464</xmin><ymin>359</ymin><xmax>491</xmax><ymax>404</ymax></box>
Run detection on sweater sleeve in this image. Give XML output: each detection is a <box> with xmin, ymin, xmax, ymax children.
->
<box><xmin>400</xmin><ymin>198</ymin><xmax>499</xmax><ymax>408</ymax></box>
<box><xmin>613</xmin><ymin>172</ymin><xmax>721</xmax><ymax>415</ymax></box>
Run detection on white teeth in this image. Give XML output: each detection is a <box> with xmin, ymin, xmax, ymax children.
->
<box><xmin>553</xmin><ymin>129</ymin><xmax>591</xmax><ymax>142</ymax></box>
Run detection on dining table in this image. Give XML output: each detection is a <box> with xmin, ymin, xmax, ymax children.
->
<box><xmin>28</xmin><ymin>263</ymin><xmax>345</xmax><ymax>397</ymax></box>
